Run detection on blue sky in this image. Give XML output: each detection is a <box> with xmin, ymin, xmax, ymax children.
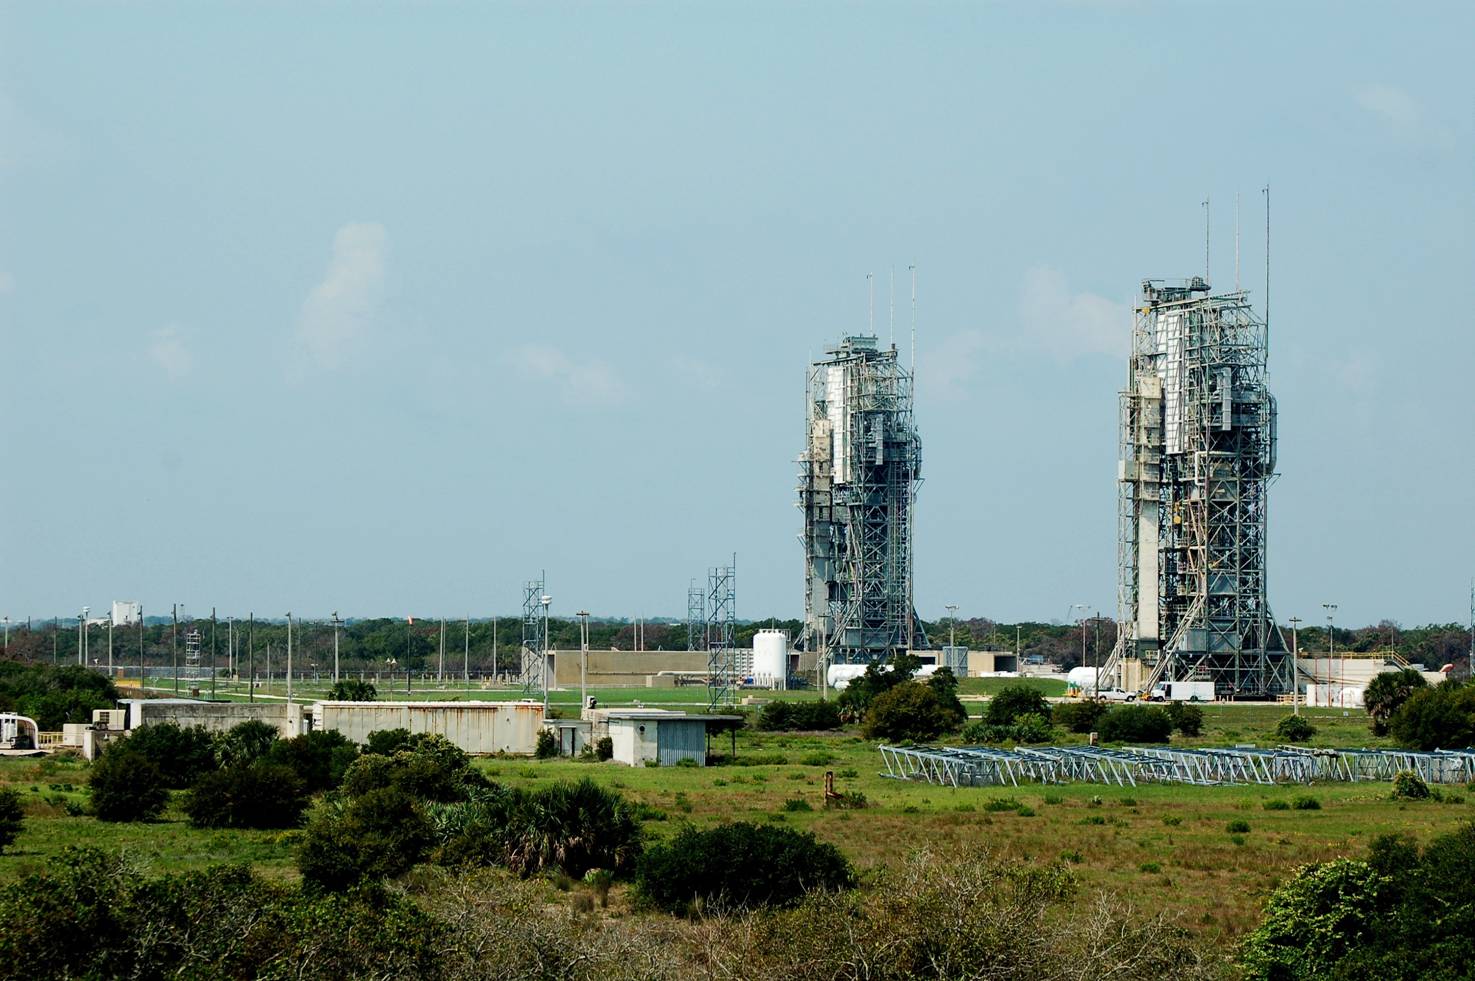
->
<box><xmin>2</xmin><ymin>2</ymin><xmax>1471</xmax><ymax>628</ymax></box>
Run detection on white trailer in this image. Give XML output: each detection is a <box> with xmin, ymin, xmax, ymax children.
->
<box><xmin>1152</xmin><ymin>681</ymin><xmax>1216</xmax><ymax>702</ymax></box>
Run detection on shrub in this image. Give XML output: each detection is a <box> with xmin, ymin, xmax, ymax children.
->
<box><xmin>1242</xmin><ymin>859</ymin><xmax>1388</xmax><ymax>980</ymax></box>
<box><xmin>595</xmin><ymin>736</ymin><xmax>613</xmax><ymax>761</ymax></box>
<box><xmin>1053</xmin><ymin>699</ymin><xmax>1108</xmax><ymax>734</ymax></box>
<box><xmin>535</xmin><ymin>728</ymin><xmax>558</xmax><ymax>759</ymax></box>
<box><xmin>1097</xmin><ymin>705</ymin><xmax>1173</xmax><ymax>744</ymax></box>
<box><xmin>986</xmin><ymin>686</ymin><xmax>1051</xmax><ymax>726</ymax></box>
<box><xmin>328</xmin><ymin>678</ymin><xmax>378</xmax><ymax>701</ymax></box>
<box><xmin>297</xmin><ymin>787</ymin><xmax>434</xmax><ymax>890</ymax></box>
<box><xmin>0</xmin><ymin>663</ymin><xmax>119</xmax><ymax>730</ymax></box>
<box><xmin>1165</xmin><ymin>701</ymin><xmax>1204</xmax><ymax>737</ymax></box>
<box><xmin>635</xmin><ymin>822</ymin><xmax>854</xmax><ymax>915</ymax></box>
<box><xmin>1391</xmin><ymin>771</ymin><xmax>1430</xmax><ymax>801</ymax></box>
<box><xmin>1292</xmin><ymin>796</ymin><xmax>1322</xmax><ymax>811</ymax></box>
<box><xmin>781</xmin><ymin>798</ymin><xmax>812</xmax><ymax>812</ymax></box>
<box><xmin>266</xmin><ymin>729</ymin><xmax>359</xmax><ymax>793</ymax></box>
<box><xmin>1363</xmin><ymin>668</ymin><xmax>1428</xmax><ymax>736</ymax></box>
<box><xmin>0</xmin><ymin>788</ymin><xmax>22</xmax><ymax>853</ymax></box>
<box><xmin>364</xmin><ymin>728</ymin><xmax>413</xmax><ymax>756</ymax></box>
<box><xmin>1011</xmin><ymin>712</ymin><xmax>1056</xmax><ymax>744</ymax></box>
<box><xmin>120</xmin><ymin>722</ymin><xmax>217</xmax><ymax>788</ymax></box>
<box><xmin>342</xmin><ymin>734</ymin><xmax>486</xmax><ymax>802</ymax></box>
<box><xmin>1263</xmin><ymin>799</ymin><xmax>1290</xmax><ymax>811</ymax></box>
<box><xmin>89</xmin><ymin>747</ymin><xmax>168</xmax><ymax>822</ymax></box>
<box><xmin>1274</xmin><ymin>714</ymin><xmax>1316</xmax><ymax>743</ymax></box>
<box><xmin>834</xmin><ymin>652</ymin><xmax>923</xmax><ymax>721</ymax></box>
<box><xmin>864</xmin><ymin>680</ymin><xmax>966</xmax><ymax>742</ymax></box>
<box><xmin>1226</xmin><ymin>819</ymin><xmax>1251</xmax><ymax>834</ymax></box>
<box><xmin>1389</xmin><ymin>681</ymin><xmax>1475</xmax><ymax>751</ymax></box>
<box><xmin>960</xmin><ymin>720</ymin><xmax>1013</xmax><ymax>744</ymax></box>
<box><xmin>213</xmin><ymin>719</ymin><xmax>279</xmax><ymax>769</ymax></box>
<box><xmin>756</xmin><ymin>699</ymin><xmax>843</xmax><ymax>731</ymax></box>
<box><xmin>185</xmin><ymin>762</ymin><xmax>309</xmax><ymax>829</ymax></box>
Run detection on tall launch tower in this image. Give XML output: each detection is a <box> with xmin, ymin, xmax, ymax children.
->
<box><xmin>1111</xmin><ymin>277</ymin><xmax>1290</xmax><ymax>698</ymax></box>
<box><xmin>798</xmin><ymin>335</ymin><xmax>927</xmax><ymax>664</ymax></box>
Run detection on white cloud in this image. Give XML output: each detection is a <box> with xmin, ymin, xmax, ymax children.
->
<box><xmin>148</xmin><ymin>326</ymin><xmax>192</xmax><ymax>379</ymax></box>
<box><xmin>1017</xmin><ymin>265</ymin><xmax>1125</xmax><ymax>359</ymax></box>
<box><xmin>1355</xmin><ymin>83</ymin><xmax>1420</xmax><ymax>129</ymax></box>
<box><xmin>510</xmin><ymin>344</ymin><xmax>628</xmax><ymax>406</ymax></box>
<box><xmin>918</xmin><ymin>330</ymin><xmax>990</xmax><ymax>401</ymax></box>
<box><xmin>295</xmin><ymin>222</ymin><xmax>388</xmax><ymax>370</ymax></box>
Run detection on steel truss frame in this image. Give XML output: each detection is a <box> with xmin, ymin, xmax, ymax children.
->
<box><xmin>519</xmin><ymin>574</ymin><xmax>547</xmax><ymax>697</ymax></box>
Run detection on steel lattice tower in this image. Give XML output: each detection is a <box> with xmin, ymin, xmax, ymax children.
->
<box><xmin>686</xmin><ymin>579</ymin><xmax>705</xmax><ymax>652</ymax></box>
<box><xmin>705</xmin><ymin>558</ymin><xmax>736</xmax><ymax>710</ymax></box>
<box><xmin>798</xmin><ymin>335</ymin><xmax>927</xmax><ymax>666</ymax></box>
<box><xmin>1110</xmin><ymin>278</ymin><xmax>1290</xmax><ymax>698</ymax></box>
<box><xmin>519</xmin><ymin>573</ymin><xmax>548</xmax><ymax>696</ymax></box>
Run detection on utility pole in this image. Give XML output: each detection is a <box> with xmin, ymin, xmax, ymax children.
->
<box><xmin>1323</xmin><ymin>603</ymin><xmax>1338</xmax><ymax>708</ymax></box>
<box><xmin>78</xmin><ymin>608</ymin><xmax>86</xmax><ymax>667</ymax></box>
<box><xmin>578</xmin><ymin>610</ymin><xmax>591</xmax><ymax>719</ymax></box>
<box><xmin>248</xmin><ymin>612</ymin><xmax>255</xmax><ymax>704</ymax></box>
<box><xmin>945</xmin><ymin>604</ymin><xmax>958</xmax><ymax>650</ymax></box>
<box><xmin>286</xmin><ymin>612</ymin><xmax>293</xmax><ymax>705</ymax></box>
<box><xmin>463</xmin><ymin>616</ymin><xmax>470</xmax><ymax>690</ymax></box>
<box><xmin>211</xmin><ymin>608</ymin><xmax>218</xmax><ymax>700</ymax></box>
<box><xmin>138</xmin><ymin>605</ymin><xmax>145</xmax><ymax>686</ymax></box>
<box><xmin>492</xmin><ymin>617</ymin><xmax>498</xmax><ymax>683</ymax></box>
<box><xmin>331</xmin><ymin>612</ymin><xmax>341</xmax><ymax>687</ymax></box>
<box><xmin>227</xmin><ymin>616</ymin><xmax>234</xmax><ymax>680</ymax></box>
<box><xmin>172</xmin><ymin>604</ymin><xmax>179</xmax><ymax>695</ymax></box>
<box><xmin>1288</xmin><ymin>617</ymin><xmax>1302</xmax><ymax>714</ymax></box>
<box><xmin>107</xmin><ymin>616</ymin><xmax>113</xmax><ymax>673</ymax></box>
<box><xmin>438</xmin><ymin>618</ymin><xmax>446</xmax><ymax>683</ymax></box>
<box><xmin>1094</xmin><ymin>611</ymin><xmax>1101</xmax><ymax>700</ymax></box>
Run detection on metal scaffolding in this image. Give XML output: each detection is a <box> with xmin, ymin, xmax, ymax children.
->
<box><xmin>1108</xmin><ymin>278</ymin><xmax>1290</xmax><ymax>698</ymax></box>
<box><xmin>706</xmin><ymin>557</ymin><xmax>737</xmax><ymax>710</ymax></box>
<box><xmin>519</xmin><ymin>573</ymin><xmax>548</xmax><ymax>697</ymax></box>
<box><xmin>798</xmin><ymin>335</ymin><xmax>927</xmax><ymax>667</ymax></box>
<box><xmin>686</xmin><ymin>579</ymin><xmax>705</xmax><ymax>652</ymax></box>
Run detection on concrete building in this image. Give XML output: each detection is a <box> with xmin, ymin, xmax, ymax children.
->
<box><xmin>119</xmin><ymin>698</ymin><xmax>302</xmax><ymax>737</ymax></box>
<box><xmin>311</xmin><ymin>700</ymin><xmax>543</xmax><ymax>755</ymax></box>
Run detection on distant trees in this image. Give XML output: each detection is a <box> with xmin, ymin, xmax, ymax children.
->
<box><xmin>864</xmin><ymin>674</ymin><xmax>967</xmax><ymax>743</ymax></box>
<box><xmin>0</xmin><ymin>662</ymin><xmax>118</xmax><ymax>730</ymax></box>
<box><xmin>328</xmin><ymin>678</ymin><xmax>377</xmax><ymax>701</ymax></box>
<box><xmin>1388</xmin><ymin>680</ymin><xmax>1475</xmax><ymax>751</ymax></box>
<box><xmin>985</xmin><ymin>685</ymin><xmax>1051</xmax><ymax>727</ymax></box>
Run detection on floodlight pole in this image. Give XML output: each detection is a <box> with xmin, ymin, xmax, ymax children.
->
<box><xmin>463</xmin><ymin>616</ymin><xmax>470</xmax><ymax>690</ymax></box>
<box><xmin>945</xmin><ymin>604</ymin><xmax>958</xmax><ymax>650</ymax></box>
<box><xmin>286</xmin><ymin>612</ymin><xmax>293</xmax><ymax>705</ymax></box>
<box><xmin>248</xmin><ymin>612</ymin><xmax>255</xmax><ymax>704</ymax></box>
<box><xmin>541</xmin><ymin>595</ymin><xmax>552</xmax><ymax>714</ymax></box>
<box><xmin>138</xmin><ymin>605</ymin><xmax>144</xmax><ymax>687</ymax></box>
<box><xmin>331</xmin><ymin>612</ymin><xmax>341</xmax><ymax>687</ymax></box>
<box><xmin>1323</xmin><ymin>603</ymin><xmax>1338</xmax><ymax>708</ymax></box>
<box><xmin>211</xmin><ymin>608</ymin><xmax>218</xmax><ymax>700</ymax></box>
<box><xmin>172</xmin><ymin>604</ymin><xmax>179</xmax><ymax>694</ymax></box>
<box><xmin>577</xmin><ymin>610</ymin><xmax>591</xmax><ymax>719</ymax></box>
<box><xmin>1288</xmin><ymin>617</ymin><xmax>1302</xmax><ymax>714</ymax></box>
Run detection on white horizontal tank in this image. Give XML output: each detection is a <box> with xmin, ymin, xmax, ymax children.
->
<box><xmin>752</xmin><ymin>630</ymin><xmax>788</xmax><ymax>689</ymax></box>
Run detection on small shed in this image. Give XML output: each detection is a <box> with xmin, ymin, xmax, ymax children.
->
<box><xmin>605</xmin><ymin>712</ymin><xmax>742</xmax><ymax>767</ymax></box>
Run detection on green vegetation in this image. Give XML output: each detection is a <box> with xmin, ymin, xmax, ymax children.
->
<box><xmin>1274</xmin><ymin>714</ymin><xmax>1317</xmax><ymax>743</ymax></box>
<box><xmin>185</xmin><ymin>762</ymin><xmax>309</xmax><ymax>829</ymax></box>
<box><xmin>985</xmin><ymin>685</ymin><xmax>1052</xmax><ymax>726</ymax></box>
<box><xmin>1098</xmin><ymin>704</ymin><xmax>1172</xmax><ymax>743</ymax></box>
<box><xmin>0</xmin><ymin>662</ymin><xmax>117</xmax><ymax>730</ymax></box>
<box><xmin>1053</xmin><ymin>698</ymin><xmax>1108</xmax><ymax>733</ymax></box>
<box><xmin>120</xmin><ymin>722</ymin><xmax>217</xmax><ymax>788</ymax></box>
<box><xmin>1388</xmin><ymin>679</ymin><xmax>1475</xmax><ymax>750</ymax></box>
<box><xmin>864</xmin><ymin>677</ymin><xmax>966</xmax><ymax>742</ymax></box>
<box><xmin>755</xmin><ymin>699</ymin><xmax>842</xmax><ymax>731</ymax></box>
<box><xmin>0</xmin><ymin>789</ymin><xmax>22</xmax><ymax>853</ymax></box>
<box><xmin>1363</xmin><ymin>668</ymin><xmax>1427</xmax><ymax>736</ymax></box>
<box><xmin>635</xmin><ymin>821</ymin><xmax>853</xmax><ymax>915</ymax></box>
<box><xmin>328</xmin><ymin>678</ymin><xmax>378</xmax><ymax>700</ymax></box>
<box><xmin>88</xmin><ymin>746</ymin><xmax>168</xmax><ymax>822</ymax></box>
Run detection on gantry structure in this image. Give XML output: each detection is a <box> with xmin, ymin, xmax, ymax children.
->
<box><xmin>1105</xmin><ymin>278</ymin><xmax>1290</xmax><ymax>698</ymax></box>
<box><xmin>798</xmin><ymin>335</ymin><xmax>927</xmax><ymax>666</ymax></box>
<box><xmin>519</xmin><ymin>573</ymin><xmax>548</xmax><ymax>696</ymax></box>
<box><xmin>705</xmin><ymin>558</ymin><xmax>737</xmax><ymax>710</ymax></box>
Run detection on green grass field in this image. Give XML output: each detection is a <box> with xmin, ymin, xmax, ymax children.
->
<box><xmin>2</xmin><ymin>700</ymin><xmax>1467</xmax><ymax>947</ymax></box>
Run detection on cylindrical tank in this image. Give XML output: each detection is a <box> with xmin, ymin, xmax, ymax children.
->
<box><xmin>753</xmin><ymin>630</ymin><xmax>788</xmax><ymax>689</ymax></box>
<box><xmin>1066</xmin><ymin>666</ymin><xmax>1102</xmax><ymax>694</ymax></box>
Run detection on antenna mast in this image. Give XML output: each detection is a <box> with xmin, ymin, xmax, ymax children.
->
<box><xmin>889</xmin><ymin>266</ymin><xmax>895</xmax><ymax>347</ymax></box>
<box><xmin>1235</xmin><ymin>191</ymin><xmax>1241</xmax><ymax>292</ymax></box>
<box><xmin>1203</xmin><ymin>195</ymin><xmax>1210</xmax><ymax>283</ymax></box>
<box><xmin>867</xmin><ymin>272</ymin><xmax>874</xmax><ymax>335</ymax></box>
<box><xmin>1263</xmin><ymin>184</ymin><xmax>1271</xmax><ymax>367</ymax></box>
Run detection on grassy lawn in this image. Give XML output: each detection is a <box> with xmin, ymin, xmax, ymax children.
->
<box><xmin>2</xmin><ymin>700</ymin><xmax>1467</xmax><ymax>950</ymax></box>
<box><xmin>958</xmin><ymin>675</ymin><xmax>1067</xmax><ymax>698</ymax></box>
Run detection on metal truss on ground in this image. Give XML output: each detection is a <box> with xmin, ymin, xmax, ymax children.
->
<box><xmin>880</xmin><ymin>745</ymin><xmax>1475</xmax><ymax>788</ymax></box>
<box><xmin>706</xmin><ymin>558</ymin><xmax>736</xmax><ymax>711</ymax></box>
<box><xmin>1111</xmin><ymin>278</ymin><xmax>1290</xmax><ymax>698</ymax></box>
<box><xmin>798</xmin><ymin>335</ymin><xmax>927</xmax><ymax>666</ymax></box>
<box><xmin>519</xmin><ymin>574</ymin><xmax>548</xmax><ymax>697</ymax></box>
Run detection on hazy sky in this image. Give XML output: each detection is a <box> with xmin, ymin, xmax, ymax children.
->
<box><xmin>3</xmin><ymin>2</ymin><xmax>1471</xmax><ymax>628</ymax></box>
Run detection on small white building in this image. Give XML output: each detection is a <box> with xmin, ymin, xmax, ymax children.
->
<box><xmin>603</xmin><ymin>710</ymin><xmax>742</xmax><ymax>767</ymax></box>
<box><xmin>310</xmin><ymin>700</ymin><xmax>544</xmax><ymax>756</ymax></box>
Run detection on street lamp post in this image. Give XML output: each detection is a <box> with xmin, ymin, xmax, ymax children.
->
<box><xmin>540</xmin><ymin>595</ymin><xmax>552</xmax><ymax>714</ymax></box>
<box><xmin>79</xmin><ymin>607</ymin><xmax>88</xmax><ymax>667</ymax></box>
<box><xmin>3</xmin><ymin>615</ymin><xmax>10</xmax><ymax>656</ymax></box>
<box><xmin>1323</xmin><ymin>603</ymin><xmax>1339</xmax><ymax>708</ymax></box>
<box><xmin>577</xmin><ymin>610</ymin><xmax>591</xmax><ymax>719</ymax></box>
<box><xmin>1288</xmin><ymin>617</ymin><xmax>1302</xmax><ymax>714</ymax></box>
<box><xmin>945</xmin><ymin>604</ymin><xmax>958</xmax><ymax>651</ymax></box>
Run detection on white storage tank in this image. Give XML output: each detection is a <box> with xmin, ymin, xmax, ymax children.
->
<box><xmin>1066</xmin><ymin>666</ymin><xmax>1102</xmax><ymax>694</ymax></box>
<box><xmin>752</xmin><ymin>630</ymin><xmax>789</xmax><ymax>689</ymax></box>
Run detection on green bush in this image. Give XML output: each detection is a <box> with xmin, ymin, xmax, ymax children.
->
<box><xmin>1242</xmin><ymin>858</ymin><xmax>1388</xmax><ymax>979</ymax></box>
<box><xmin>89</xmin><ymin>747</ymin><xmax>168</xmax><ymax>822</ymax></box>
<box><xmin>1052</xmin><ymin>699</ymin><xmax>1108</xmax><ymax>734</ymax></box>
<box><xmin>297</xmin><ymin>787</ymin><xmax>435</xmax><ymax>891</ymax></box>
<box><xmin>834</xmin><ymin>652</ymin><xmax>923</xmax><ymax>721</ymax></box>
<box><xmin>1097</xmin><ymin>705</ymin><xmax>1173</xmax><ymax>744</ymax></box>
<box><xmin>0</xmin><ymin>663</ymin><xmax>119</xmax><ymax>730</ymax></box>
<box><xmin>1274</xmin><ymin>714</ymin><xmax>1317</xmax><ymax>743</ymax></box>
<box><xmin>341</xmin><ymin>734</ymin><xmax>486</xmax><ymax>802</ymax></box>
<box><xmin>986</xmin><ymin>686</ymin><xmax>1051</xmax><ymax>726</ymax></box>
<box><xmin>1391</xmin><ymin>771</ymin><xmax>1430</xmax><ymax>801</ymax></box>
<box><xmin>213</xmin><ymin>719</ymin><xmax>280</xmax><ymax>769</ymax></box>
<box><xmin>635</xmin><ymin>822</ymin><xmax>854</xmax><ymax>915</ymax></box>
<box><xmin>1165</xmin><ymin>701</ymin><xmax>1204</xmax><ymax>737</ymax></box>
<box><xmin>864</xmin><ymin>680</ymin><xmax>966</xmax><ymax>742</ymax></box>
<box><xmin>1292</xmin><ymin>796</ymin><xmax>1322</xmax><ymax>811</ymax></box>
<box><xmin>120</xmin><ymin>722</ymin><xmax>217</xmax><ymax>788</ymax></box>
<box><xmin>1263</xmin><ymin>799</ymin><xmax>1290</xmax><ymax>811</ymax></box>
<box><xmin>1389</xmin><ymin>681</ymin><xmax>1475</xmax><ymax>751</ymax></box>
<box><xmin>595</xmin><ymin>736</ymin><xmax>613</xmax><ymax>761</ymax></box>
<box><xmin>364</xmin><ymin>728</ymin><xmax>413</xmax><ymax>756</ymax></box>
<box><xmin>266</xmin><ymin>729</ymin><xmax>359</xmax><ymax>793</ymax></box>
<box><xmin>499</xmin><ymin>778</ymin><xmax>643</xmax><ymax>879</ymax></box>
<box><xmin>328</xmin><ymin>678</ymin><xmax>378</xmax><ymax>701</ymax></box>
<box><xmin>535</xmin><ymin>728</ymin><xmax>558</xmax><ymax>759</ymax></box>
<box><xmin>0</xmin><ymin>788</ymin><xmax>22</xmax><ymax>853</ymax></box>
<box><xmin>185</xmin><ymin>762</ymin><xmax>309</xmax><ymax>829</ymax></box>
<box><xmin>1226</xmin><ymin>819</ymin><xmax>1251</xmax><ymax>834</ymax></box>
<box><xmin>756</xmin><ymin>700</ymin><xmax>843</xmax><ymax>731</ymax></box>
<box><xmin>781</xmin><ymin>797</ymin><xmax>812</xmax><ymax>812</ymax></box>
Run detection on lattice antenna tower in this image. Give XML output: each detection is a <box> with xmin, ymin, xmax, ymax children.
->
<box><xmin>519</xmin><ymin>573</ymin><xmax>548</xmax><ymax>696</ymax></box>
<box><xmin>184</xmin><ymin>627</ymin><xmax>202</xmax><ymax>669</ymax></box>
<box><xmin>798</xmin><ymin>330</ymin><xmax>927</xmax><ymax>665</ymax></box>
<box><xmin>686</xmin><ymin>579</ymin><xmax>706</xmax><ymax>652</ymax></box>
<box><xmin>705</xmin><ymin>557</ymin><xmax>736</xmax><ymax>710</ymax></box>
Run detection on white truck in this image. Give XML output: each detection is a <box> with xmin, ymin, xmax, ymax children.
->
<box><xmin>1150</xmin><ymin>681</ymin><xmax>1215</xmax><ymax>702</ymax></box>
